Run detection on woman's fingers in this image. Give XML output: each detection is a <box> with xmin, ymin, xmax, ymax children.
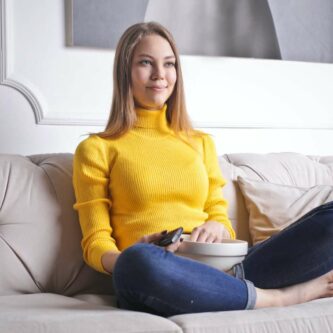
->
<box><xmin>189</xmin><ymin>221</ymin><xmax>230</xmax><ymax>243</ymax></box>
<box><xmin>190</xmin><ymin>227</ymin><xmax>212</xmax><ymax>243</ymax></box>
<box><xmin>189</xmin><ymin>227</ymin><xmax>201</xmax><ymax>242</ymax></box>
<box><xmin>165</xmin><ymin>238</ymin><xmax>183</xmax><ymax>252</ymax></box>
<box><xmin>206</xmin><ymin>234</ymin><xmax>216</xmax><ymax>243</ymax></box>
<box><xmin>197</xmin><ymin>230</ymin><xmax>211</xmax><ymax>243</ymax></box>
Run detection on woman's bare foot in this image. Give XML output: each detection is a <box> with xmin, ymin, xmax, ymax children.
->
<box><xmin>255</xmin><ymin>270</ymin><xmax>333</xmax><ymax>309</ymax></box>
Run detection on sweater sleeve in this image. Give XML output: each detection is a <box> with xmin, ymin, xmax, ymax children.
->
<box><xmin>202</xmin><ymin>135</ymin><xmax>236</xmax><ymax>239</ymax></box>
<box><xmin>72</xmin><ymin>135</ymin><xmax>120</xmax><ymax>274</ymax></box>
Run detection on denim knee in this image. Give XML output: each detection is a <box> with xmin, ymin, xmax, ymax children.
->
<box><xmin>114</xmin><ymin>243</ymin><xmax>156</xmax><ymax>272</ymax></box>
<box><xmin>112</xmin><ymin>243</ymin><xmax>163</xmax><ymax>291</ymax></box>
<box><xmin>117</xmin><ymin>242</ymin><xmax>153</xmax><ymax>263</ymax></box>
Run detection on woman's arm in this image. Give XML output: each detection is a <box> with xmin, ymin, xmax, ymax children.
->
<box><xmin>102</xmin><ymin>231</ymin><xmax>182</xmax><ymax>273</ymax></box>
<box><xmin>190</xmin><ymin>135</ymin><xmax>236</xmax><ymax>242</ymax></box>
<box><xmin>73</xmin><ymin>135</ymin><xmax>119</xmax><ymax>274</ymax></box>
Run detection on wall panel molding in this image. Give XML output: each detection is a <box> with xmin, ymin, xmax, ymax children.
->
<box><xmin>0</xmin><ymin>0</ymin><xmax>106</xmax><ymax>126</ymax></box>
<box><xmin>1</xmin><ymin>0</ymin><xmax>332</xmax><ymax>129</ymax></box>
<box><xmin>0</xmin><ymin>0</ymin><xmax>44</xmax><ymax>124</ymax></box>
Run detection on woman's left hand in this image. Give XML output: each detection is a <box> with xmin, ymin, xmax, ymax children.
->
<box><xmin>189</xmin><ymin>221</ymin><xmax>231</xmax><ymax>243</ymax></box>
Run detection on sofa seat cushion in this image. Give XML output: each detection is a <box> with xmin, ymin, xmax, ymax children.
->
<box><xmin>73</xmin><ymin>293</ymin><xmax>118</xmax><ymax>307</ymax></box>
<box><xmin>0</xmin><ymin>293</ymin><xmax>182</xmax><ymax>333</ymax></box>
<box><xmin>170</xmin><ymin>298</ymin><xmax>333</xmax><ymax>333</ymax></box>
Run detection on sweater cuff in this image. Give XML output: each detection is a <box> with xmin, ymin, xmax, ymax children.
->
<box><xmin>223</xmin><ymin>222</ymin><xmax>236</xmax><ymax>240</ymax></box>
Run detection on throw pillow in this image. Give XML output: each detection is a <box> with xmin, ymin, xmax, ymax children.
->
<box><xmin>237</xmin><ymin>177</ymin><xmax>333</xmax><ymax>245</ymax></box>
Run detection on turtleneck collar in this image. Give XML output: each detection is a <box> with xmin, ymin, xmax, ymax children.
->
<box><xmin>134</xmin><ymin>104</ymin><xmax>171</xmax><ymax>133</ymax></box>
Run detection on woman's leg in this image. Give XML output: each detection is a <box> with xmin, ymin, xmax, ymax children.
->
<box><xmin>113</xmin><ymin>242</ymin><xmax>333</xmax><ymax>316</ymax></box>
<box><xmin>255</xmin><ymin>271</ymin><xmax>333</xmax><ymax>308</ymax></box>
<box><xmin>112</xmin><ymin>243</ymin><xmax>255</xmax><ymax>317</ymax></box>
<box><xmin>239</xmin><ymin>201</ymin><xmax>333</xmax><ymax>289</ymax></box>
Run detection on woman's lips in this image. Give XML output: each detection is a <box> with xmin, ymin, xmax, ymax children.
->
<box><xmin>148</xmin><ymin>86</ymin><xmax>167</xmax><ymax>92</ymax></box>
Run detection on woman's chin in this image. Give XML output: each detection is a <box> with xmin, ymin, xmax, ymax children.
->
<box><xmin>138</xmin><ymin>100</ymin><xmax>166</xmax><ymax>110</ymax></box>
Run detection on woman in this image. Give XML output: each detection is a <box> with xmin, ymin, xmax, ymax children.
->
<box><xmin>73</xmin><ymin>22</ymin><xmax>333</xmax><ymax>317</ymax></box>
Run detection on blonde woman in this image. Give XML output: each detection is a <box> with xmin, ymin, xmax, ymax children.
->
<box><xmin>73</xmin><ymin>22</ymin><xmax>333</xmax><ymax>316</ymax></box>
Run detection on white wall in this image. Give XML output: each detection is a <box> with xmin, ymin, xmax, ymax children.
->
<box><xmin>1</xmin><ymin>0</ymin><xmax>333</xmax><ymax>156</ymax></box>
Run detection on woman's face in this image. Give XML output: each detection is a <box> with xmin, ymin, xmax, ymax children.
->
<box><xmin>131</xmin><ymin>34</ymin><xmax>177</xmax><ymax>110</ymax></box>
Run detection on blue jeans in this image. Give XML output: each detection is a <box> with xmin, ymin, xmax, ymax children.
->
<box><xmin>238</xmin><ymin>200</ymin><xmax>333</xmax><ymax>289</ymax></box>
<box><xmin>112</xmin><ymin>201</ymin><xmax>333</xmax><ymax>317</ymax></box>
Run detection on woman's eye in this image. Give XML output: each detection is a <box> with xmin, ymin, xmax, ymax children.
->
<box><xmin>139</xmin><ymin>60</ymin><xmax>175</xmax><ymax>67</ymax></box>
<box><xmin>140</xmin><ymin>60</ymin><xmax>151</xmax><ymax>65</ymax></box>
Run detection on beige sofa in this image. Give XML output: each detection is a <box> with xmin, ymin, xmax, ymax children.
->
<box><xmin>1</xmin><ymin>152</ymin><xmax>333</xmax><ymax>333</ymax></box>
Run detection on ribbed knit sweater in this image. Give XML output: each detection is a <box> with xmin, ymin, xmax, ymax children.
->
<box><xmin>73</xmin><ymin>104</ymin><xmax>235</xmax><ymax>273</ymax></box>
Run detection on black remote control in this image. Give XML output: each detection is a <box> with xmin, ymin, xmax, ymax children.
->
<box><xmin>155</xmin><ymin>227</ymin><xmax>183</xmax><ymax>246</ymax></box>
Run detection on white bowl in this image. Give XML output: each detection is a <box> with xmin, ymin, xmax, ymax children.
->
<box><xmin>176</xmin><ymin>234</ymin><xmax>248</xmax><ymax>271</ymax></box>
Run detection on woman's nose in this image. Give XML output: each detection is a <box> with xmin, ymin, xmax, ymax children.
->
<box><xmin>151</xmin><ymin>64</ymin><xmax>165</xmax><ymax>80</ymax></box>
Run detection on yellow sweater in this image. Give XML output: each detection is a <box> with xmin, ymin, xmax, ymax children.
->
<box><xmin>73</xmin><ymin>104</ymin><xmax>235</xmax><ymax>273</ymax></box>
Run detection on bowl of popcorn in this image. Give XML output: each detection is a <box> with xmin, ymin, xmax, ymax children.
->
<box><xmin>176</xmin><ymin>234</ymin><xmax>248</xmax><ymax>271</ymax></box>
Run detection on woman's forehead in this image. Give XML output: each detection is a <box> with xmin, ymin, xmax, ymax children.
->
<box><xmin>133</xmin><ymin>35</ymin><xmax>175</xmax><ymax>57</ymax></box>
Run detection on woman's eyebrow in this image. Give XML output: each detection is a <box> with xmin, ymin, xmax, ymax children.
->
<box><xmin>137</xmin><ymin>54</ymin><xmax>176</xmax><ymax>60</ymax></box>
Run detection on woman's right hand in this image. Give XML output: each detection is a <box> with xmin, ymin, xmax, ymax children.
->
<box><xmin>101</xmin><ymin>251</ymin><xmax>121</xmax><ymax>274</ymax></box>
<box><xmin>137</xmin><ymin>231</ymin><xmax>183</xmax><ymax>253</ymax></box>
<box><xmin>102</xmin><ymin>230</ymin><xmax>183</xmax><ymax>273</ymax></box>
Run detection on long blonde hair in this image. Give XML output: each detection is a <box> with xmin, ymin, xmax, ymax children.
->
<box><xmin>95</xmin><ymin>21</ymin><xmax>201</xmax><ymax>139</ymax></box>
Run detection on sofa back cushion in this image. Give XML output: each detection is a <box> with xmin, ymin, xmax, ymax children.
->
<box><xmin>238</xmin><ymin>178</ymin><xmax>333</xmax><ymax>244</ymax></box>
<box><xmin>0</xmin><ymin>154</ymin><xmax>113</xmax><ymax>296</ymax></box>
<box><xmin>1</xmin><ymin>152</ymin><xmax>332</xmax><ymax>295</ymax></box>
<box><xmin>219</xmin><ymin>153</ymin><xmax>333</xmax><ymax>245</ymax></box>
